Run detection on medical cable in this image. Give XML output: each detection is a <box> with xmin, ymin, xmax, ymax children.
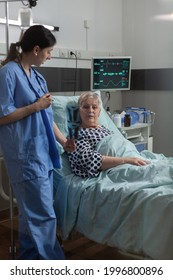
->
<box><xmin>70</xmin><ymin>51</ymin><xmax>77</xmax><ymax>96</ymax></box>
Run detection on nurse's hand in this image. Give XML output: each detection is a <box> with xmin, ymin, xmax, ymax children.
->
<box><xmin>36</xmin><ymin>94</ymin><xmax>52</xmax><ymax>110</ymax></box>
<box><xmin>63</xmin><ymin>138</ymin><xmax>76</xmax><ymax>152</ymax></box>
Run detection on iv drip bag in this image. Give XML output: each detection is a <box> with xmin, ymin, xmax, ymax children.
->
<box><xmin>18</xmin><ymin>7</ymin><xmax>33</xmax><ymax>29</ymax></box>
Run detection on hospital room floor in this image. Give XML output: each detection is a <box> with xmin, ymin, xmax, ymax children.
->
<box><xmin>0</xmin><ymin>210</ymin><xmax>134</xmax><ymax>260</ymax></box>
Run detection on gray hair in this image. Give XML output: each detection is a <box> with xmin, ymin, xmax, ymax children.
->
<box><xmin>78</xmin><ymin>91</ymin><xmax>102</xmax><ymax>108</ymax></box>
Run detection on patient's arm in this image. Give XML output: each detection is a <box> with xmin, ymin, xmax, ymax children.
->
<box><xmin>68</xmin><ymin>139</ymin><xmax>103</xmax><ymax>177</ymax></box>
<box><xmin>100</xmin><ymin>156</ymin><xmax>149</xmax><ymax>170</ymax></box>
<box><xmin>53</xmin><ymin>122</ymin><xmax>76</xmax><ymax>152</ymax></box>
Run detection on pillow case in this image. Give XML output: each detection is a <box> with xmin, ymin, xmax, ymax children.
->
<box><xmin>52</xmin><ymin>92</ymin><xmax>123</xmax><ymax>154</ymax></box>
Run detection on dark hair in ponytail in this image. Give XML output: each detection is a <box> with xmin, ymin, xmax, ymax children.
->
<box><xmin>1</xmin><ymin>25</ymin><xmax>56</xmax><ymax>66</ymax></box>
<box><xmin>1</xmin><ymin>42</ymin><xmax>21</xmax><ymax>66</ymax></box>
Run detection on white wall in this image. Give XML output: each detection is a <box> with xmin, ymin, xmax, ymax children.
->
<box><xmin>0</xmin><ymin>0</ymin><xmax>123</xmax><ymax>112</ymax></box>
<box><xmin>0</xmin><ymin>0</ymin><xmax>122</xmax><ymax>52</ymax></box>
<box><xmin>122</xmin><ymin>0</ymin><xmax>173</xmax><ymax>69</ymax></box>
<box><xmin>122</xmin><ymin>0</ymin><xmax>173</xmax><ymax>156</ymax></box>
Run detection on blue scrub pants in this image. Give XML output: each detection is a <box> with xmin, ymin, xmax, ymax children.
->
<box><xmin>11</xmin><ymin>171</ymin><xmax>65</xmax><ymax>260</ymax></box>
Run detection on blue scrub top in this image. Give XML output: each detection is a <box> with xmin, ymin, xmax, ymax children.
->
<box><xmin>0</xmin><ymin>61</ymin><xmax>54</xmax><ymax>183</ymax></box>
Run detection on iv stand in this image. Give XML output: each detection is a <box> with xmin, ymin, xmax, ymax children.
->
<box><xmin>5</xmin><ymin>1</ymin><xmax>9</xmax><ymax>54</ymax></box>
<box><xmin>0</xmin><ymin>0</ymin><xmax>22</xmax><ymax>53</ymax></box>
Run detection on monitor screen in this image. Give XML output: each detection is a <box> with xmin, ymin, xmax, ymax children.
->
<box><xmin>91</xmin><ymin>56</ymin><xmax>132</xmax><ymax>91</ymax></box>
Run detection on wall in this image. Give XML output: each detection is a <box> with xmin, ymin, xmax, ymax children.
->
<box><xmin>0</xmin><ymin>0</ymin><xmax>123</xmax><ymax>55</ymax></box>
<box><xmin>122</xmin><ymin>0</ymin><xmax>173</xmax><ymax>156</ymax></box>
<box><xmin>0</xmin><ymin>0</ymin><xmax>123</xmax><ymax>112</ymax></box>
<box><xmin>122</xmin><ymin>0</ymin><xmax>173</xmax><ymax>69</ymax></box>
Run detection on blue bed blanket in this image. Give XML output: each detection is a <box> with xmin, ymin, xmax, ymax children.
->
<box><xmin>53</xmin><ymin>134</ymin><xmax>173</xmax><ymax>259</ymax></box>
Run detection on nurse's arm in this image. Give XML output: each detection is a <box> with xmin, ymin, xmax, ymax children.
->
<box><xmin>0</xmin><ymin>102</ymin><xmax>41</xmax><ymax>126</ymax></box>
<box><xmin>0</xmin><ymin>94</ymin><xmax>52</xmax><ymax>126</ymax></box>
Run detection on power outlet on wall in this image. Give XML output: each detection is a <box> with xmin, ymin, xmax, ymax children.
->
<box><xmin>76</xmin><ymin>50</ymin><xmax>82</xmax><ymax>59</ymax></box>
<box><xmin>68</xmin><ymin>50</ymin><xmax>76</xmax><ymax>58</ymax></box>
<box><xmin>59</xmin><ymin>49</ymin><xmax>68</xmax><ymax>58</ymax></box>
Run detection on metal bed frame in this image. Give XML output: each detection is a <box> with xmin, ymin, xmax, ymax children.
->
<box><xmin>0</xmin><ymin>157</ymin><xmax>17</xmax><ymax>259</ymax></box>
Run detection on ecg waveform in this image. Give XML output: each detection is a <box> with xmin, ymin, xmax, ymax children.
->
<box><xmin>94</xmin><ymin>79</ymin><xmax>128</xmax><ymax>89</ymax></box>
<box><xmin>93</xmin><ymin>58</ymin><xmax>131</xmax><ymax>90</ymax></box>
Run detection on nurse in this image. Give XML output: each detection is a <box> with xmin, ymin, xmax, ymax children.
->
<box><xmin>0</xmin><ymin>25</ymin><xmax>75</xmax><ymax>259</ymax></box>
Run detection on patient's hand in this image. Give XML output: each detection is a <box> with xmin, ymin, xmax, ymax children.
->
<box><xmin>101</xmin><ymin>155</ymin><xmax>150</xmax><ymax>170</ymax></box>
<box><xmin>64</xmin><ymin>138</ymin><xmax>76</xmax><ymax>152</ymax></box>
<box><xmin>125</xmin><ymin>157</ymin><xmax>149</xmax><ymax>166</ymax></box>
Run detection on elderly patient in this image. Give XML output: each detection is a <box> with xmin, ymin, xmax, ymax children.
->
<box><xmin>68</xmin><ymin>91</ymin><xmax>148</xmax><ymax>178</ymax></box>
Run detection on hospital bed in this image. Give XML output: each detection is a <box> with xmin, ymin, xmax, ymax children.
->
<box><xmin>48</xmin><ymin>93</ymin><xmax>173</xmax><ymax>259</ymax></box>
<box><xmin>52</xmin><ymin>94</ymin><xmax>173</xmax><ymax>260</ymax></box>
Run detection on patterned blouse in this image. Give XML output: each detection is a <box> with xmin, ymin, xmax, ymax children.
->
<box><xmin>68</xmin><ymin>126</ymin><xmax>113</xmax><ymax>178</ymax></box>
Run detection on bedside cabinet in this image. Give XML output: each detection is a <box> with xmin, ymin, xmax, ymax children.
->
<box><xmin>119</xmin><ymin>123</ymin><xmax>153</xmax><ymax>152</ymax></box>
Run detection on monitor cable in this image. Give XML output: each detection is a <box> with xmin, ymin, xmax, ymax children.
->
<box><xmin>70</xmin><ymin>51</ymin><xmax>78</xmax><ymax>96</ymax></box>
<box><xmin>102</xmin><ymin>91</ymin><xmax>110</xmax><ymax>110</ymax></box>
